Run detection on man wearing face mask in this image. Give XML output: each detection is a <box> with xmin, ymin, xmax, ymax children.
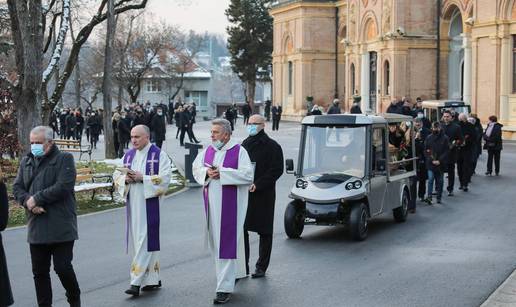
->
<box><xmin>423</xmin><ymin>122</ymin><xmax>450</xmax><ymax>204</ymax></box>
<box><xmin>13</xmin><ymin>126</ymin><xmax>81</xmax><ymax>307</ymax></box>
<box><xmin>192</xmin><ymin>119</ymin><xmax>254</xmax><ymax>304</ymax></box>
<box><xmin>441</xmin><ymin>110</ymin><xmax>464</xmax><ymax>196</ymax></box>
<box><xmin>150</xmin><ymin>107</ymin><xmax>167</xmax><ymax>149</ymax></box>
<box><xmin>242</xmin><ymin>115</ymin><xmax>284</xmax><ymax>279</ymax></box>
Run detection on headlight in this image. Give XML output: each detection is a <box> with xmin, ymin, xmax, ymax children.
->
<box><xmin>296</xmin><ymin>179</ymin><xmax>308</xmax><ymax>189</ymax></box>
<box><xmin>345</xmin><ymin>182</ymin><xmax>354</xmax><ymax>190</ymax></box>
<box><xmin>353</xmin><ymin>180</ymin><xmax>362</xmax><ymax>189</ymax></box>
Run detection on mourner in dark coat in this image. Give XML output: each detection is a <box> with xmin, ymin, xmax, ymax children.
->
<box><xmin>0</xmin><ymin>181</ymin><xmax>14</xmax><ymax>307</ymax></box>
<box><xmin>414</xmin><ymin>118</ymin><xmax>431</xmax><ymax>202</ymax></box>
<box><xmin>242</xmin><ymin>115</ymin><xmax>284</xmax><ymax>278</ymax></box>
<box><xmin>441</xmin><ymin>110</ymin><xmax>464</xmax><ymax>196</ymax></box>
<box><xmin>457</xmin><ymin>114</ymin><xmax>478</xmax><ymax>191</ymax></box>
<box><xmin>424</xmin><ymin>122</ymin><xmax>450</xmax><ymax>204</ymax></box>
<box><xmin>483</xmin><ymin>115</ymin><xmax>503</xmax><ymax>176</ymax></box>
<box><xmin>12</xmin><ymin>126</ymin><xmax>81</xmax><ymax>307</ymax></box>
<box><xmin>118</xmin><ymin>113</ymin><xmax>131</xmax><ymax>153</ymax></box>
<box><xmin>87</xmin><ymin>112</ymin><xmax>102</xmax><ymax>149</ymax></box>
<box><xmin>150</xmin><ymin>107</ymin><xmax>167</xmax><ymax>148</ymax></box>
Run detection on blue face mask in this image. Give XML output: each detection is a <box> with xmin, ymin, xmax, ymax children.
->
<box><xmin>31</xmin><ymin>144</ymin><xmax>45</xmax><ymax>157</ymax></box>
<box><xmin>247</xmin><ymin>124</ymin><xmax>259</xmax><ymax>136</ymax></box>
<box><xmin>212</xmin><ymin>140</ymin><xmax>225</xmax><ymax>150</ymax></box>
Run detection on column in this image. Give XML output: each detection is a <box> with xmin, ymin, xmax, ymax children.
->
<box><xmin>499</xmin><ymin>36</ymin><xmax>511</xmax><ymax>123</ymax></box>
<box><xmin>462</xmin><ymin>34</ymin><xmax>472</xmax><ymax>105</ymax></box>
<box><xmin>360</xmin><ymin>51</ymin><xmax>370</xmax><ymax>112</ymax></box>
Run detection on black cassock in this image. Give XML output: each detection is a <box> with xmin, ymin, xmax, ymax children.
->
<box><xmin>242</xmin><ymin>130</ymin><xmax>284</xmax><ymax>235</ymax></box>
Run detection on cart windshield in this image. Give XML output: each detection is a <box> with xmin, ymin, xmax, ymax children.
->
<box><xmin>301</xmin><ymin>126</ymin><xmax>366</xmax><ymax>178</ymax></box>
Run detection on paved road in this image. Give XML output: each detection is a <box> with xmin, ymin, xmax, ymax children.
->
<box><xmin>5</xmin><ymin>119</ymin><xmax>516</xmax><ymax>307</ymax></box>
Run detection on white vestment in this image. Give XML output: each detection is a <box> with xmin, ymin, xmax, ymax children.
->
<box><xmin>113</xmin><ymin>143</ymin><xmax>172</xmax><ymax>287</ymax></box>
<box><xmin>192</xmin><ymin>139</ymin><xmax>253</xmax><ymax>293</ymax></box>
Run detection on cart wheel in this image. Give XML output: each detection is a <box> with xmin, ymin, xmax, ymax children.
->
<box><xmin>349</xmin><ymin>203</ymin><xmax>368</xmax><ymax>241</ymax></box>
<box><xmin>393</xmin><ymin>190</ymin><xmax>409</xmax><ymax>223</ymax></box>
<box><xmin>284</xmin><ymin>201</ymin><xmax>305</xmax><ymax>239</ymax></box>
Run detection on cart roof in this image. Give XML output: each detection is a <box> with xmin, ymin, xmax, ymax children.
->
<box><xmin>302</xmin><ymin>113</ymin><xmax>413</xmax><ymax>125</ymax></box>
<box><xmin>422</xmin><ymin>100</ymin><xmax>465</xmax><ymax>108</ymax></box>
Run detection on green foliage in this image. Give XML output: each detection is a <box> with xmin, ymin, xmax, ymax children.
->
<box><xmin>226</xmin><ymin>0</ymin><xmax>273</xmax><ymax>84</ymax></box>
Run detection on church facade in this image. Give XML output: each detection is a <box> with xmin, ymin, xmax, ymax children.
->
<box><xmin>270</xmin><ymin>0</ymin><xmax>516</xmax><ymax>137</ymax></box>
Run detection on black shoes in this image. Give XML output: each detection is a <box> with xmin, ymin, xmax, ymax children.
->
<box><xmin>142</xmin><ymin>280</ymin><xmax>162</xmax><ymax>292</ymax></box>
<box><xmin>463</xmin><ymin>187</ymin><xmax>469</xmax><ymax>192</ymax></box>
<box><xmin>125</xmin><ymin>285</ymin><xmax>140</xmax><ymax>297</ymax></box>
<box><xmin>213</xmin><ymin>292</ymin><xmax>231</xmax><ymax>304</ymax></box>
<box><xmin>485</xmin><ymin>172</ymin><xmax>492</xmax><ymax>176</ymax></box>
<box><xmin>424</xmin><ymin>197</ymin><xmax>433</xmax><ymax>205</ymax></box>
<box><xmin>251</xmin><ymin>269</ymin><xmax>266</xmax><ymax>279</ymax></box>
<box><xmin>447</xmin><ymin>191</ymin><xmax>454</xmax><ymax>197</ymax></box>
<box><xmin>437</xmin><ymin>198</ymin><xmax>442</xmax><ymax>204</ymax></box>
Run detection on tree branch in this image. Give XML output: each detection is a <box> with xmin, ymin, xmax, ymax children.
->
<box><xmin>47</xmin><ymin>0</ymin><xmax>148</xmax><ymax>109</ymax></box>
<box><xmin>42</xmin><ymin>0</ymin><xmax>70</xmax><ymax>85</ymax></box>
<box><xmin>43</xmin><ymin>11</ymin><xmax>62</xmax><ymax>53</ymax></box>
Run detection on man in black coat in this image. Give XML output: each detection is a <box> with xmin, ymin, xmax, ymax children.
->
<box><xmin>150</xmin><ymin>107</ymin><xmax>167</xmax><ymax>148</ymax></box>
<box><xmin>327</xmin><ymin>99</ymin><xmax>341</xmax><ymax>114</ymax></box>
<box><xmin>386</xmin><ymin>100</ymin><xmax>402</xmax><ymax>114</ymax></box>
<box><xmin>0</xmin><ymin>181</ymin><xmax>14</xmax><ymax>307</ymax></box>
<box><xmin>65</xmin><ymin>111</ymin><xmax>77</xmax><ymax>140</ymax></box>
<box><xmin>457</xmin><ymin>113</ymin><xmax>477</xmax><ymax>191</ymax></box>
<box><xmin>414</xmin><ymin>118</ymin><xmax>431</xmax><ymax>202</ymax></box>
<box><xmin>424</xmin><ymin>122</ymin><xmax>450</xmax><ymax>204</ymax></box>
<box><xmin>242</xmin><ymin>115</ymin><xmax>284</xmax><ymax>278</ymax></box>
<box><xmin>118</xmin><ymin>112</ymin><xmax>131</xmax><ymax>155</ymax></box>
<box><xmin>271</xmin><ymin>105</ymin><xmax>282</xmax><ymax>131</ymax></box>
<box><xmin>12</xmin><ymin>126</ymin><xmax>80</xmax><ymax>307</ymax></box>
<box><xmin>483</xmin><ymin>115</ymin><xmax>504</xmax><ymax>176</ymax></box>
<box><xmin>441</xmin><ymin>110</ymin><xmax>463</xmax><ymax>196</ymax></box>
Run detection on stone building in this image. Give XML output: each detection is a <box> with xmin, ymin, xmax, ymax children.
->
<box><xmin>270</xmin><ymin>0</ymin><xmax>516</xmax><ymax>137</ymax></box>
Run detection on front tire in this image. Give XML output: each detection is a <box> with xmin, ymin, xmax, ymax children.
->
<box><xmin>284</xmin><ymin>201</ymin><xmax>305</xmax><ymax>239</ymax></box>
<box><xmin>349</xmin><ymin>203</ymin><xmax>368</xmax><ymax>241</ymax></box>
<box><xmin>393</xmin><ymin>190</ymin><xmax>409</xmax><ymax>223</ymax></box>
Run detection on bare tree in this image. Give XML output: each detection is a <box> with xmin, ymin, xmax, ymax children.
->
<box><xmin>102</xmin><ymin>0</ymin><xmax>116</xmax><ymax>158</ymax></box>
<box><xmin>3</xmin><ymin>0</ymin><xmax>149</xmax><ymax>151</ymax></box>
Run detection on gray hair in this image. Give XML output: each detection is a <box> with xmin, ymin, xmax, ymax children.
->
<box><xmin>30</xmin><ymin>126</ymin><xmax>54</xmax><ymax>142</ymax></box>
<box><xmin>132</xmin><ymin>124</ymin><xmax>150</xmax><ymax>137</ymax></box>
<box><xmin>212</xmin><ymin>118</ymin><xmax>232</xmax><ymax>135</ymax></box>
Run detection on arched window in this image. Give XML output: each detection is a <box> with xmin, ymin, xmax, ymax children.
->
<box><xmin>350</xmin><ymin>63</ymin><xmax>356</xmax><ymax>95</ymax></box>
<box><xmin>384</xmin><ymin>60</ymin><xmax>390</xmax><ymax>95</ymax></box>
<box><xmin>288</xmin><ymin>61</ymin><xmax>293</xmax><ymax>95</ymax></box>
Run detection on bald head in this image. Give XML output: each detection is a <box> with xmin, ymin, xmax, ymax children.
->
<box><xmin>131</xmin><ymin>125</ymin><xmax>150</xmax><ymax>150</ymax></box>
<box><xmin>458</xmin><ymin>113</ymin><xmax>468</xmax><ymax>122</ymax></box>
<box><xmin>248</xmin><ymin>114</ymin><xmax>265</xmax><ymax>125</ymax></box>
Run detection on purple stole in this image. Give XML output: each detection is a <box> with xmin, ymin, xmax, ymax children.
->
<box><xmin>203</xmin><ymin>144</ymin><xmax>240</xmax><ymax>259</ymax></box>
<box><xmin>123</xmin><ymin>144</ymin><xmax>161</xmax><ymax>252</ymax></box>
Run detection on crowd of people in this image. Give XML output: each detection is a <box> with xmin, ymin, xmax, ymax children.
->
<box><xmin>384</xmin><ymin>97</ymin><xmax>503</xmax><ymax>210</ymax></box>
<box><xmin>223</xmin><ymin>100</ymin><xmax>283</xmax><ymax>131</ymax></box>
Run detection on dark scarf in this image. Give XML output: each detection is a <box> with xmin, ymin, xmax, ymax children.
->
<box><xmin>242</xmin><ymin>129</ymin><xmax>268</xmax><ymax>151</ymax></box>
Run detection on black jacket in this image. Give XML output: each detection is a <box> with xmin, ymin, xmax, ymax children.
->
<box><xmin>483</xmin><ymin>122</ymin><xmax>503</xmax><ymax>151</ymax></box>
<box><xmin>415</xmin><ymin>127</ymin><xmax>431</xmax><ymax>177</ymax></box>
<box><xmin>350</xmin><ymin>104</ymin><xmax>362</xmax><ymax>114</ymax></box>
<box><xmin>327</xmin><ymin>105</ymin><xmax>341</xmax><ymax>114</ymax></box>
<box><xmin>386</xmin><ymin>104</ymin><xmax>401</xmax><ymax>114</ymax></box>
<box><xmin>441</xmin><ymin>121</ymin><xmax>463</xmax><ymax>163</ymax></box>
<box><xmin>424</xmin><ymin>131</ymin><xmax>450</xmax><ymax>172</ymax></box>
<box><xmin>0</xmin><ymin>182</ymin><xmax>13</xmax><ymax>306</ymax></box>
<box><xmin>87</xmin><ymin>115</ymin><xmax>102</xmax><ymax>136</ymax></box>
<box><xmin>118</xmin><ymin>118</ymin><xmax>131</xmax><ymax>143</ymax></box>
<box><xmin>242</xmin><ymin>130</ymin><xmax>284</xmax><ymax>234</ymax></box>
<box><xmin>150</xmin><ymin>115</ymin><xmax>167</xmax><ymax>141</ymax></box>
<box><xmin>459</xmin><ymin>121</ymin><xmax>478</xmax><ymax>160</ymax></box>
<box><xmin>12</xmin><ymin>145</ymin><xmax>78</xmax><ymax>244</ymax></box>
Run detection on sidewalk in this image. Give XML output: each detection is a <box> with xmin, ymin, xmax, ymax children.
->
<box><xmin>481</xmin><ymin>270</ymin><xmax>516</xmax><ymax>306</ymax></box>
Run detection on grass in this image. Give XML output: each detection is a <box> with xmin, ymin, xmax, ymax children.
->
<box><xmin>4</xmin><ymin>159</ymin><xmax>185</xmax><ymax>228</ymax></box>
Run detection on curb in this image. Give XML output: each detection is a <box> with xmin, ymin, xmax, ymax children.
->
<box><xmin>6</xmin><ymin>187</ymin><xmax>190</xmax><ymax>232</ymax></box>
<box><xmin>481</xmin><ymin>269</ymin><xmax>516</xmax><ymax>306</ymax></box>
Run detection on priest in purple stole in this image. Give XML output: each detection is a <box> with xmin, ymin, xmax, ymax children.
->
<box><xmin>113</xmin><ymin>125</ymin><xmax>172</xmax><ymax>297</ymax></box>
<box><xmin>193</xmin><ymin>119</ymin><xmax>253</xmax><ymax>304</ymax></box>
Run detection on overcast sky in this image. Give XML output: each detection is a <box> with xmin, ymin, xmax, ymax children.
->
<box><xmin>147</xmin><ymin>0</ymin><xmax>231</xmax><ymax>35</ymax></box>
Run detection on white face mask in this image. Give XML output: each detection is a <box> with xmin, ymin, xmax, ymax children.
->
<box><xmin>417</xmin><ymin>113</ymin><xmax>424</xmax><ymax>119</ymax></box>
<box><xmin>212</xmin><ymin>140</ymin><xmax>225</xmax><ymax>150</ymax></box>
<box><xmin>157</xmin><ymin>112</ymin><xmax>163</xmax><ymax>116</ymax></box>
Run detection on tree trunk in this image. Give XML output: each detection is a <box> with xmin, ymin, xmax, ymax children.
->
<box><xmin>246</xmin><ymin>80</ymin><xmax>256</xmax><ymax>113</ymax></box>
<box><xmin>117</xmin><ymin>85</ymin><xmax>123</xmax><ymax>109</ymax></box>
<box><xmin>102</xmin><ymin>0</ymin><xmax>116</xmax><ymax>159</ymax></box>
<box><xmin>74</xmin><ymin>61</ymin><xmax>81</xmax><ymax>109</ymax></box>
<box><xmin>8</xmin><ymin>0</ymin><xmax>44</xmax><ymax>153</ymax></box>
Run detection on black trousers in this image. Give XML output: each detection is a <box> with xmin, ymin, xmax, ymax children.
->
<box><xmin>272</xmin><ymin>118</ymin><xmax>280</xmax><ymax>131</ymax></box>
<box><xmin>446</xmin><ymin>162</ymin><xmax>456</xmax><ymax>193</ymax></box>
<box><xmin>408</xmin><ymin>176</ymin><xmax>417</xmax><ymax>210</ymax></box>
<box><xmin>30</xmin><ymin>241</ymin><xmax>80</xmax><ymax>307</ymax></box>
<box><xmin>487</xmin><ymin>149</ymin><xmax>501</xmax><ymax>174</ymax></box>
<box><xmin>244</xmin><ymin>231</ymin><xmax>273</xmax><ymax>274</ymax></box>
<box><xmin>457</xmin><ymin>154</ymin><xmax>473</xmax><ymax>187</ymax></box>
